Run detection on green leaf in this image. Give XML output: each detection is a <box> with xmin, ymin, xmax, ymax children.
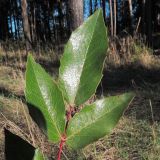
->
<box><xmin>59</xmin><ymin>9</ymin><xmax>108</xmax><ymax>106</ymax></box>
<box><xmin>25</xmin><ymin>54</ymin><xmax>65</xmax><ymax>142</ymax></box>
<box><xmin>66</xmin><ymin>92</ymin><xmax>135</xmax><ymax>149</ymax></box>
<box><xmin>33</xmin><ymin>149</ymin><xmax>46</xmax><ymax>160</ymax></box>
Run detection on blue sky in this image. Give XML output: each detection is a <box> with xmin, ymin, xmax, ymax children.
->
<box><xmin>84</xmin><ymin>0</ymin><xmax>110</xmax><ymax>19</ymax></box>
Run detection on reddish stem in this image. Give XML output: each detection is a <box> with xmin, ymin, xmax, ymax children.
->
<box><xmin>57</xmin><ymin>105</ymin><xmax>73</xmax><ymax>160</ymax></box>
<box><xmin>65</xmin><ymin>105</ymin><xmax>73</xmax><ymax>131</ymax></box>
<box><xmin>57</xmin><ymin>136</ymin><xmax>66</xmax><ymax>160</ymax></box>
<box><xmin>67</xmin><ymin>106</ymin><xmax>72</xmax><ymax>121</ymax></box>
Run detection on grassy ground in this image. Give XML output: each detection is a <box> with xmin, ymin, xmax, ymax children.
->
<box><xmin>0</xmin><ymin>42</ymin><xmax>160</xmax><ymax>159</ymax></box>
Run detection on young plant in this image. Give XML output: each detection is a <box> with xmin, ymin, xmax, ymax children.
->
<box><xmin>25</xmin><ymin>9</ymin><xmax>135</xmax><ymax>160</ymax></box>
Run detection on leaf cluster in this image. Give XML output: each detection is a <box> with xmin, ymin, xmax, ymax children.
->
<box><xmin>25</xmin><ymin>9</ymin><xmax>135</xmax><ymax>159</ymax></box>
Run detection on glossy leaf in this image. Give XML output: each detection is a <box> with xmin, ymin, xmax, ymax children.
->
<box><xmin>66</xmin><ymin>92</ymin><xmax>135</xmax><ymax>149</ymax></box>
<box><xmin>25</xmin><ymin>55</ymin><xmax>65</xmax><ymax>142</ymax></box>
<box><xmin>33</xmin><ymin>149</ymin><xmax>45</xmax><ymax>160</ymax></box>
<box><xmin>59</xmin><ymin>9</ymin><xmax>108</xmax><ymax>106</ymax></box>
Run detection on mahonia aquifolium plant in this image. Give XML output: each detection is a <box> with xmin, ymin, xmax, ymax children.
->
<box><xmin>25</xmin><ymin>9</ymin><xmax>135</xmax><ymax>160</ymax></box>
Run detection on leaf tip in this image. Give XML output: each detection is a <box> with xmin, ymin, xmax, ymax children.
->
<box><xmin>127</xmin><ymin>91</ymin><xmax>136</xmax><ymax>99</ymax></box>
<box><xmin>93</xmin><ymin>8</ymin><xmax>103</xmax><ymax>18</ymax></box>
<box><xmin>122</xmin><ymin>92</ymin><xmax>135</xmax><ymax>107</ymax></box>
<box><xmin>27</xmin><ymin>53</ymin><xmax>34</xmax><ymax>63</ymax></box>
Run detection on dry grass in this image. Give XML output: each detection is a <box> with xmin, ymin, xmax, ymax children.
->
<box><xmin>0</xmin><ymin>66</ymin><xmax>24</xmax><ymax>96</ymax></box>
<box><xmin>105</xmin><ymin>35</ymin><xmax>160</xmax><ymax>70</ymax></box>
<box><xmin>0</xmin><ymin>96</ymin><xmax>38</xmax><ymax>145</ymax></box>
<box><xmin>136</xmin><ymin>53</ymin><xmax>160</xmax><ymax>69</ymax></box>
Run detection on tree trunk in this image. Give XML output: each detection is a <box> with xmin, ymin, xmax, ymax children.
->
<box><xmin>109</xmin><ymin>0</ymin><xmax>113</xmax><ymax>36</ymax></box>
<box><xmin>21</xmin><ymin>0</ymin><xmax>32</xmax><ymax>50</ymax></box>
<box><xmin>30</xmin><ymin>1</ymin><xmax>36</xmax><ymax>44</ymax></box>
<box><xmin>128</xmin><ymin>0</ymin><xmax>133</xmax><ymax>33</ymax></box>
<box><xmin>142</xmin><ymin>0</ymin><xmax>146</xmax><ymax>34</ymax></box>
<box><xmin>68</xmin><ymin>0</ymin><xmax>83</xmax><ymax>31</ymax></box>
<box><xmin>94</xmin><ymin>0</ymin><xmax>98</xmax><ymax>11</ymax></box>
<box><xmin>145</xmin><ymin>0</ymin><xmax>152</xmax><ymax>45</ymax></box>
<box><xmin>0</xmin><ymin>1</ymin><xmax>9</xmax><ymax>40</ymax></box>
<box><xmin>90</xmin><ymin>0</ymin><xmax>93</xmax><ymax>15</ymax></box>
<box><xmin>57</xmin><ymin>1</ymin><xmax>63</xmax><ymax>44</ymax></box>
<box><xmin>113</xmin><ymin>0</ymin><xmax>117</xmax><ymax>36</ymax></box>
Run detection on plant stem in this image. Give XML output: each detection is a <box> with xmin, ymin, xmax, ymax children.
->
<box><xmin>67</xmin><ymin>105</ymin><xmax>73</xmax><ymax>121</ymax></box>
<box><xmin>58</xmin><ymin>106</ymin><xmax>73</xmax><ymax>160</ymax></box>
<box><xmin>58</xmin><ymin>136</ymin><xmax>66</xmax><ymax>160</ymax></box>
<box><xmin>65</xmin><ymin>105</ymin><xmax>73</xmax><ymax>131</ymax></box>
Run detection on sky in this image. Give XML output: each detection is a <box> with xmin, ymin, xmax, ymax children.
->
<box><xmin>84</xmin><ymin>0</ymin><xmax>110</xmax><ymax>19</ymax></box>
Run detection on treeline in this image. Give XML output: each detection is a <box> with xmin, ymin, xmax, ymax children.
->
<box><xmin>0</xmin><ymin>0</ymin><xmax>159</xmax><ymax>49</ymax></box>
<box><xmin>0</xmin><ymin>0</ymin><xmax>73</xmax><ymax>48</ymax></box>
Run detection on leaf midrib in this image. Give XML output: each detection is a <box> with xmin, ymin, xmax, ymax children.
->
<box><xmin>74</xmin><ymin>11</ymin><xmax>100</xmax><ymax>104</ymax></box>
<box><xmin>60</xmin><ymin>11</ymin><xmax>101</xmax><ymax>105</ymax></box>
<box><xmin>30</xmin><ymin>61</ymin><xmax>61</xmax><ymax>139</ymax></box>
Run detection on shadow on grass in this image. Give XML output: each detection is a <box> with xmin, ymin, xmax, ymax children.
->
<box><xmin>98</xmin><ymin>64</ymin><xmax>160</xmax><ymax>93</ymax></box>
<box><xmin>96</xmin><ymin>64</ymin><xmax>160</xmax><ymax>122</ymax></box>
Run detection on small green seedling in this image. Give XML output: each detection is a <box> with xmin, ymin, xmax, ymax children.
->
<box><xmin>25</xmin><ymin>9</ymin><xmax>135</xmax><ymax>160</ymax></box>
